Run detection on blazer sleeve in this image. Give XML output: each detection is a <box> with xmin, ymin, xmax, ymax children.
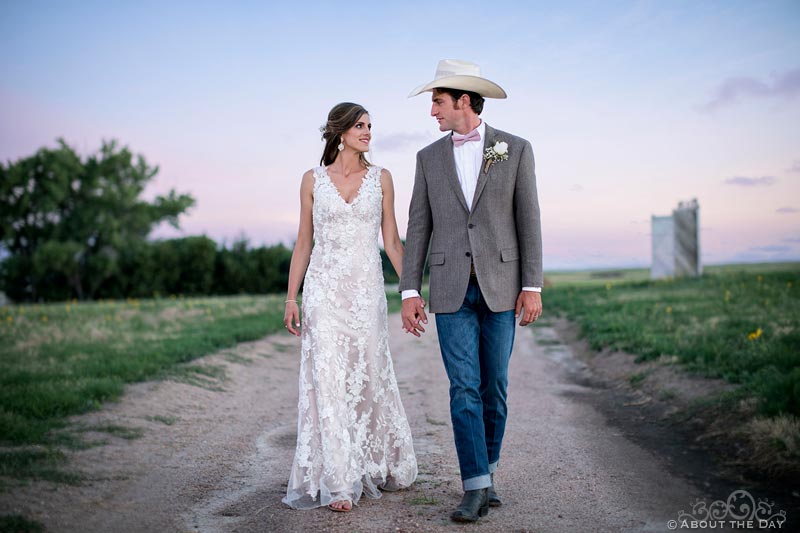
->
<box><xmin>399</xmin><ymin>151</ymin><xmax>433</xmax><ymax>292</ymax></box>
<box><xmin>514</xmin><ymin>140</ymin><xmax>543</xmax><ymax>287</ymax></box>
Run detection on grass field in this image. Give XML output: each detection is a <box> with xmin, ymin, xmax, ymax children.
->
<box><xmin>544</xmin><ymin>261</ymin><xmax>798</xmax><ymax>287</ymax></box>
<box><xmin>544</xmin><ymin>262</ymin><xmax>800</xmax><ymax>417</ymax></box>
<box><xmin>0</xmin><ymin>294</ymin><xmax>288</xmax><ymax>491</ymax></box>
<box><xmin>0</xmin><ymin>295</ymin><xmax>287</xmax><ymax>446</ymax></box>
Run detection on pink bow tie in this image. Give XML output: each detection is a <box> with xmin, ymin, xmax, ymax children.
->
<box><xmin>452</xmin><ymin>129</ymin><xmax>481</xmax><ymax>147</ymax></box>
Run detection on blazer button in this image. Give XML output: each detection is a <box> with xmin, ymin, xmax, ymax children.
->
<box><xmin>468</xmin><ymin>223</ymin><xmax>474</xmax><ymax>229</ymax></box>
<box><xmin>465</xmin><ymin>252</ymin><xmax>471</xmax><ymax>257</ymax></box>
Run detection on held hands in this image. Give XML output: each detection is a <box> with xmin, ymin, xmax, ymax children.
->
<box><xmin>401</xmin><ymin>296</ymin><xmax>428</xmax><ymax>337</ymax></box>
<box><xmin>515</xmin><ymin>291</ymin><xmax>542</xmax><ymax>326</ymax></box>
<box><xmin>284</xmin><ymin>301</ymin><xmax>301</xmax><ymax>336</ymax></box>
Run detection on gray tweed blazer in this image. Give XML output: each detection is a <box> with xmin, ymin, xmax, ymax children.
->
<box><xmin>399</xmin><ymin>123</ymin><xmax>542</xmax><ymax>314</ymax></box>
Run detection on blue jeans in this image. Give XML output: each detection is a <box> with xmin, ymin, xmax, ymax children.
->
<box><xmin>435</xmin><ymin>277</ymin><xmax>516</xmax><ymax>491</ymax></box>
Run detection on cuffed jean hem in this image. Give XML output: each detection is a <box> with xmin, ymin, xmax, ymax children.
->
<box><xmin>488</xmin><ymin>461</ymin><xmax>498</xmax><ymax>474</ymax></box>
<box><xmin>463</xmin><ymin>473</ymin><xmax>492</xmax><ymax>491</ymax></box>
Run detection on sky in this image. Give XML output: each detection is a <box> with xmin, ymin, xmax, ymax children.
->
<box><xmin>1</xmin><ymin>0</ymin><xmax>799</xmax><ymax>270</ymax></box>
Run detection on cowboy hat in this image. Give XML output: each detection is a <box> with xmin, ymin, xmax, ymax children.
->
<box><xmin>409</xmin><ymin>59</ymin><xmax>507</xmax><ymax>99</ymax></box>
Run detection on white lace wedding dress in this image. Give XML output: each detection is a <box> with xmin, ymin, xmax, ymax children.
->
<box><xmin>283</xmin><ymin>165</ymin><xmax>417</xmax><ymax>509</ymax></box>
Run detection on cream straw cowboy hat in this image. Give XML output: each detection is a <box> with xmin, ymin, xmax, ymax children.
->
<box><xmin>409</xmin><ymin>59</ymin><xmax>507</xmax><ymax>99</ymax></box>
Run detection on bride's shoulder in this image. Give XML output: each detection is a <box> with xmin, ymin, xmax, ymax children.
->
<box><xmin>303</xmin><ymin>166</ymin><xmax>326</xmax><ymax>180</ymax></box>
<box><xmin>373</xmin><ymin>166</ymin><xmax>392</xmax><ymax>181</ymax></box>
<box><xmin>375</xmin><ymin>167</ymin><xmax>395</xmax><ymax>193</ymax></box>
<box><xmin>300</xmin><ymin>168</ymin><xmax>320</xmax><ymax>189</ymax></box>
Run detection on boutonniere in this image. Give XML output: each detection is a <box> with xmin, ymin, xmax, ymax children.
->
<box><xmin>483</xmin><ymin>141</ymin><xmax>509</xmax><ymax>172</ymax></box>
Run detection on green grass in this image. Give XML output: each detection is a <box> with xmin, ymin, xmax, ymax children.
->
<box><xmin>0</xmin><ymin>294</ymin><xmax>286</xmax><ymax>486</ymax></box>
<box><xmin>0</xmin><ymin>514</ymin><xmax>45</xmax><ymax>533</ymax></box>
<box><xmin>545</xmin><ymin>264</ymin><xmax>800</xmax><ymax>417</ymax></box>
<box><xmin>0</xmin><ymin>448</ymin><xmax>82</xmax><ymax>486</ymax></box>
<box><xmin>628</xmin><ymin>372</ymin><xmax>647</xmax><ymax>389</ymax></box>
<box><xmin>545</xmin><ymin>267</ymin><xmax>650</xmax><ymax>286</ymax></box>
<box><xmin>408</xmin><ymin>495</ymin><xmax>439</xmax><ymax>505</ymax></box>
<box><xmin>544</xmin><ymin>261</ymin><xmax>797</xmax><ymax>288</ymax></box>
<box><xmin>145</xmin><ymin>414</ymin><xmax>177</xmax><ymax>426</ymax></box>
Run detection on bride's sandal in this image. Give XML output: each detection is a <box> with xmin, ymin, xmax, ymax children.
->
<box><xmin>328</xmin><ymin>500</ymin><xmax>352</xmax><ymax>512</ymax></box>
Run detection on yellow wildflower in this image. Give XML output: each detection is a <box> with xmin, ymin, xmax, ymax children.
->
<box><xmin>41</xmin><ymin>315</ymin><xmax>48</xmax><ymax>322</ymax></box>
<box><xmin>666</xmin><ymin>306</ymin><xmax>672</xmax><ymax>314</ymax></box>
<box><xmin>747</xmin><ymin>328</ymin><xmax>763</xmax><ymax>341</ymax></box>
<box><xmin>65</xmin><ymin>304</ymin><xmax>71</xmax><ymax>312</ymax></box>
<box><xmin>724</xmin><ymin>290</ymin><xmax>731</xmax><ymax>303</ymax></box>
<box><xmin>757</xmin><ymin>275</ymin><xmax>763</xmax><ymax>283</ymax></box>
<box><xmin>6</xmin><ymin>316</ymin><xmax>12</xmax><ymax>324</ymax></box>
<box><xmin>605</xmin><ymin>283</ymin><xmax>612</xmax><ymax>290</ymax></box>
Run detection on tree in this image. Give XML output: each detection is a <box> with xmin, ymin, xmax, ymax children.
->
<box><xmin>0</xmin><ymin>139</ymin><xmax>195</xmax><ymax>301</ymax></box>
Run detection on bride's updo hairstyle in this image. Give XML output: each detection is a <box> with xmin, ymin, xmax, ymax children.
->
<box><xmin>320</xmin><ymin>102</ymin><xmax>372</xmax><ymax>168</ymax></box>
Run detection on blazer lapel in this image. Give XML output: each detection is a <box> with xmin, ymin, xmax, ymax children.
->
<box><xmin>438</xmin><ymin>135</ymin><xmax>469</xmax><ymax>212</ymax></box>
<box><xmin>470</xmin><ymin>123</ymin><xmax>495</xmax><ymax>212</ymax></box>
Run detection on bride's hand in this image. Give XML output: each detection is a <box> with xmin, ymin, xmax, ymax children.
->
<box><xmin>401</xmin><ymin>296</ymin><xmax>428</xmax><ymax>337</ymax></box>
<box><xmin>284</xmin><ymin>302</ymin><xmax>301</xmax><ymax>337</ymax></box>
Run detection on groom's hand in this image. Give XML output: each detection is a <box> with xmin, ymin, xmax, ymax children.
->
<box><xmin>515</xmin><ymin>291</ymin><xmax>542</xmax><ymax>326</ymax></box>
<box><xmin>401</xmin><ymin>297</ymin><xmax>428</xmax><ymax>337</ymax></box>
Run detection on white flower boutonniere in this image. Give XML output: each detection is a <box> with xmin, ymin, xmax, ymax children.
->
<box><xmin>483</xmin><ymin>141</ymin><xmax>509</xmax><ymax>172</ymax></box>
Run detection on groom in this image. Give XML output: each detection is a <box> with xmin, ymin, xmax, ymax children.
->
<box><xmin>400</xmin><ymin>59</ymin><xmax>543</xmax><ymax>523</ymax></box>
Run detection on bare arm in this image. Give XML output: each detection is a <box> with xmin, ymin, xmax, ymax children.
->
<box><xmin>284</xmin><ymin>170</ymin><xmax>315</xmax><ymax>336</ymax></box>
<box><xmin>380</xmin><ymin>168</ymin><xmax>404</xmax><ymax>278</ymax></box>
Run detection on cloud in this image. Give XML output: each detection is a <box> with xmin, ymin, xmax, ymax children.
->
<box><xmin>723</xmin><ymin>176</ymin><xmax>777</xmax><ymax>187</ymax></box>
<box><xmin>787</xmin><ymin>160</ymin><xmax>800</xmax><ymax>174</ymax></box>
<box><xmin>777</xmin><ymin>207</ymin><xmax>800</xmax><ymax>214</ymax></box>
<box><xmin>783</xmin><ymin>237</ymin><xmax>800</xmax><ymax>243</ymax></box>
<box><xmin>569</xmin><ymin>184</ymin><xmax>583</xmax><ymax>192</ymax></box>
<box><xmin>701</xmin><ymin>67</ymin><xmax>800</xmax><ymax>111</ymax></box>
<box><xmin>372</xmin><ymin>131</ymin><xmax>433</xmax><ymax>152</ymax></box>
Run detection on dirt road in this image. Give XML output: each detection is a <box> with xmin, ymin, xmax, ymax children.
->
<box><xmin>4</xmin><ymin>317</ymin><xmax>728</xmax><ymax>532</ymax></box>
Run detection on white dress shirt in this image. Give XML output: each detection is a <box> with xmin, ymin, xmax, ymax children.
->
<box><xmin>453</xmin><ymin>120</ymin><xmax>486</xmax><ymax>211</ymax></box>
<box><xmin>402</xmin><ymin>121</ymin><xmax>541</xmax><ymax>300</ymax></box>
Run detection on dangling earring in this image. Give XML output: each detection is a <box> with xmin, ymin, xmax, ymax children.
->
<box><xmin>337</xmin><ymin>139</ymin><xmax>344</xmax><ymax>151</ymax></box>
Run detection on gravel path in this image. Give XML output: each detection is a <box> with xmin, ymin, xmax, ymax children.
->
<box><xmin>3</xmin><ymin>316</ymin><xmax>714</xmax><ymax>532</ymax></box>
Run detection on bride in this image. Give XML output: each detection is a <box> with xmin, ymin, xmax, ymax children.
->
<box><xmin>282</xmin><ymin>102</ymin><xmax>417</xmax><ymax>512</ymax></box>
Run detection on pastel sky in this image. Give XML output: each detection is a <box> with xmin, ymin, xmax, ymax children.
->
<box><xmin>2</xmin><ymin>0</ymin><xmax>799</xmax><ymax>270</ymax></box>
